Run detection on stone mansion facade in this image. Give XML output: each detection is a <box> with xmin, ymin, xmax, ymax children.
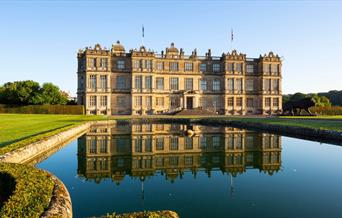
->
<box><xmin>77</xmin><ymin>41</ymin><xmax>282</xmax><ymax>115</ymax></box>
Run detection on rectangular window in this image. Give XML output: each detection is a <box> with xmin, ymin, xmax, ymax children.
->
<box><xmin>263</xmin><ymin>64</ymin><xmax>271</xmax><ymax>74</ymax></box>
<box><xmin>156</xmin><ymin>77</ymin><xmax>164</xmax><ymax>90</ymax></box>
<box><xmin>170</xmin><ymin>78</ymin><xmax>179</xmax><ymax>90</ymax></box>
<box><xmin>134</xmin><ymin>76</ymin><xmax>142</xmax><ymax>89</ymax></box>
<box><xmin>200</xmin><ymin>80</ymin><xmax>207</xmax><ymax>91</ymax></box>
<box><xmin>227</xmin><ymin>97</ymin><xmax>234</xmax><ymax>106</ymax></box>
<box><xmin>145</xmin><ymin>136</ymin><xmax>152</xmax><ymax>152</ymax></box>
<box><xmin>236</xmin><ymin>97</ymin><xmax>243</xmax><ymax>107</ymax></box>
<box><xmin>89</xmin><ymin>96</ymin><xmax>96</xmax><ymax>106</ymax></box>
<box><xmin>135</xmin><ymin>96</ymin><xmax>142</xmax><ymax>107</ymax></box>
<box><xmin>145</xmin><ymin>76</ymin><xmax>152</xmax><ymax>90</ymax></box>
<box><xmin>89</xmin><ymin>75</ymin><xmax>97</xmax><ymax>89</ymax></box>
<box><xmin>185</xmin><ymin>62</ymin><xmax>193</xmax><ymax>71</ymax></box>
<box><xmin>100</xmin><ymin>96</ymin><xmax>107</xmax><ymax>106</ymax></box>
<box><xmin>170</xmin><ymin>137</ymin><xmax>179</xmax><ymax>150</ymax></box>
<box><xmin>184</xmin><ymin>156</ymin><xmax>193</xmax><ymax>165</ymax></box>
<box><xmin>247</xmin><ymin>98</ymin><xmax>253</xmax><ymax>107</ymax></box>
<box><xmin>145</xmin><ymin>60</ymin><xmax>152</xmax><ymax>70</ymax></box>
<box><xmin>156</xmin><ymin>137</ymin><xmax>164</xmax><ymax>150</ymax></box>
<box><xmin>236</xmin><ymin>78</ymin><xmax>243</xmax><ymax>91</ymax></box>
<box><xmin>200</xmin><ymin>63</ymin><xmax>206</xmax><ymax>72</ymax></box>
<box><xmin>117</xmin><ymin>60</ymin><xmax>125</xmax><ymax>70</ymax></box>
<box><xmin>185</xmin><ymin>78</ymin><xmax>193</xmax><ymax>90</ymax></box>
<box><xmin>117</xmin><ymin>96</ymin><xmax>126</xmax><ymax>105</ymax></box>
<box><xmin>213</xmin><ymin>80</ymin><xmax>221</xmax><ymax>91</ymax></box>
<box><xmin>146</xmin><ymin>96</ymin><xmax>152</xmax><ymax>108</ymax></box>
<box><xmin>236</xmin><ymin>63</ymin><xmax>243</xmax><ymax>72</ymax></box>
<box><xmin>100</xmin><ymin>75</ymin><xmax>107</xmax><ymax>89</ymax></box>
<box><xmin>89</xmin><ymin>58</ymin><xmax>96</xmax><ymax>69</ymax></box>
<box><xmin>156</xmin><ymin>97</ymin><xmax>164</xmax><ymax>106</ymax></box>
<box><xmin>227</xmin><ymin>63</ymin><xmax>234</xmax><ymax>71</ymax></box>
<box><xmin>133</xmin><ymin>60</ymin><xmax>140</xmax><ymax>69</ymax></box>
<box><xmin>265</xmin><ymin>98</ymin><xmax>271</xmax><ymax>107</ymax></box>
<box><xmin>100</xmin><ymin>58</ymin><xmax>108</xmax><ymax>69</ymax></box>
<box><xmin>273</xmin><ymin>98</ymin><xmax>279</xmax><ymax>107</ymax></box>
<box><xmin>134</xmin><ymin>137</ymin><xmax>142</xmax><ymax>152</ymax></box>
<box><xmin>170</xmin><ymin>62</ymin><xmax>179</xmax><ymax>71</ymax></box>
<box><xmin>273</xmin><ymin>79</ymin><xmax>279</xmax><ymax>91</ymax></box>
<box><xmin>246</xmin><ymin>64</ymin><xmax>254</xmax><ymax>73</ymax></box>
<box><xmin>213</xmin><ymin>96</ymin><xmax>221</xmax><ymax>108</ymax></box>
<box><xmin>227</xmin><ymin>78</ymin><xmax>234</xmax><ymax>91</ymax></box>
<box><xmin>246</xmin><ymin>79</ymin><xmax>254</xmax><ymax>91</ymax></box>
<box><xmin>116</xmin><ymin>76</ymin><xmax>125</xmax><ymax>89</ymax></box>
<box><xmin>185</xmin><ymin>137</ymin><xmax>193</xmax><ymax>149</ymax></box>
<box><xmin>264</xmin><ymin>79</ymin><xmax>271</xmax><ymax>91</ymax></box>
<box><xmin>157</xmin><ymin>62</ymin><xmax>164</xmax><ymax>71</ymax></box>
<box><xmin>171</xmin><ymin>97</ymin><xmax>180</xmax><ymax>107</ymax></box>
<box><xmin>213</xmin><ymin>63</ymin><xmax>221</xmax><ymax>72</ymax></box>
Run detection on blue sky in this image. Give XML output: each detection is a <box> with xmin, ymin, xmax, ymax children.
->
<box><xmin>0</xmin><ymin>0</ymin><xmax>341</xmax><ymax>95</ymax></box>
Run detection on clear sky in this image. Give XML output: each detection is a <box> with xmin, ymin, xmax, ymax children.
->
<box><xmin>0</xmin><ymin>0</ymin><xmax>341</xmax><ymax>95</ymax></box>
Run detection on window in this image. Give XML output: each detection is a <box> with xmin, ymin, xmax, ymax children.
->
<box><xmin>213</xmin><ymin>64</ymin><xmax>221</xmax><ymax>72</ymax></box>
<box><xmin>213</xmin><ymin>96</ymin><xmax>222</xmax><ymax>108</ymax></box>
<box><xmin>273</xmin><ymin>79</ymin><xmax>279</xmax><ymax>91</ymax></box>
<box><xmin>89</xmin><ymin>58</ymin><xmax>96</xmax><ymax>69</ymax></box>
<box><xmin>213</xmin><ymin>80</ymin><xmax>221</xmax><ymax>91</ymax></box>
<box><xmin>156</xmin><ymin>77</ymin><xmax>164</xmax><ymax>90</ymax></box>
<box><xmin>156</xmin><ymin>137</ymin><xmax>164</xmax><ymax>150</ymax></box>
<box><xmin>185</xmin><ymin>78</ymin><xmax>193</xmax><ymax>90</ymax></box>
<box><xmin>145</xmin><ymin>76</ymin><xmax>152</xmax><ymax>90</ymax></box>
<box><xmin>263</xmin><ymin>64</ymin><xmax>271</xmax><ymax>74</ymax></box>
<box><xmin>134</xmin><ymin>76</ymin><xmax>142</xmax><ymax>89</ymax></box>
<box><xmin>89</xmin><ymin>96</ymin><xmax>96</xmax><ymax>106</ymax></box>
<box><xmin>171</xmin><ymin>97</ymin><xmax>180</xmax><ymax>107</ymax></box>
<box><xmin>246</xmin><ymin>79</ymin><xmax>254</xmax><ymax>91</ymax></box>
<box><xmin>185</xmin><ymin>62</ymin><xmax>193</xmax><ymax>71</ymax></box>
<box><xmin>227</xmin><ymin>63</ymin><xmax>234</xmax><ymax>71</ymax></box>
<box><xmin>116</xmin><ymin>76</ymin><xmax>125</xmax><ymax>89</ymax></box>
<box><xmin>236</xmin><ymin>63</ymin><xmax>243</xmax><ymax>72</ymax></box>
<box><xmin>200</xmin><ymin>63</ymin><xmax>206</xmax><ymax>72</ymax></box>
<box><xmin>265</xmin><ymin>98</ymin><xmax>271</xmax><ymax>107</ymax></box>
<box><xmin>135</xmin><ymin>96</ymin><xmax>142</xmax><ymax>107</ymax></box>
<box><xmin>117</xmin><ymin>60</ymin><xmax>125</xmax><ymax>70</ymax></box>
<box><xmin>89</xmin><ymin>75</ymin><xmax>96</xmax><ymax>89</ymax></box>
<box><xmin>156</xmin><ymin>97</ymin><xmax>164</xmax><ymax>106</ymax></box>
<box><xmin>227</xmin><ymin>97</ymin><xmax>234</xmax><ymax>106</ymax></box>
<box><xmin>185</xmin><ymin>137</ymin><xmax>193</xmax><ymax>149</ymax></box>
<box><xmin>247</xmin><ymin>98</ymin><xmax>253</xmax><ymax>107</ymax></box>
<box><xmin>236</xmin><ymin>97</ymin><xmax>243</xmax><ymax>107</ymax></box>
<box><xmin>157</xmin><ymin>62</ymin><xmax>164</xmax><ymax>70</ymax></box>
<box><xmin>145</xmin><ymin>136</ymin><xmax>152</xmax><ymax>152</ymax></box>
<box><xmin>145</xmin><ymin>60</ymin><xmax>152</xmax><ymax>70</ymax></box>
<box><xmin>170</xmin><ymin>62</ymin><xmax>179</xmax><ymax>71</ymax></box>
<box><xmin>133</xmin><ymin>60</ymin><xmax>140</xmax><ymax>69</ymax></box>
<box><xmin>100</xmin><ymin>58</ymin><xmax>108</xmax><ymax>69</ymax></box>
<box><xmin>273</xmin><ymin>98</ymin><xmax>279</xmax><ymax>107</ymax></box>
<box><xmin>246</xmin><ymin>64</ymin><xmax>254</xmax><ymax>73</ymax></box>
<box><xmin>100</xmin><ymin>75</ymin><xmax>107</xmax><ymax>89</ymax></box>
<box><xmin>170</xmin><ymin>78</ymin><xmax>179</xmax><ymax>90</ymax></box>
<box><xmin>184</xmin><ymin>156</ymin><xmax>193</xmax><ymax>165</ymax></box>
<box><xmin>227</xmin><ymin>78</ymin><xmax>234</xmax><ymax>91</ymax></box>
<box><xmin>134</xmin><ymin>137</ymin><xmax>142</xmax><ymax>152</ymax></box>
<box><xmin>117</xmin><ymin>96</ymin><xmax>126</xmax><ymax>105</ymax></box>
<box><xmin>213</xmin><ymin>136</ymin><xmax>220</xmax><ymax>147</ymax></box>
<box><xmin>200</xmin><ymin>80</ymin><xmax>207</xmax><ymax>91</ymax></box>
<box><xmin>264</xmin><ymin>79</ymin><xmax>271</xmax><ymax>91</ymax></box>
<box><xmin>170</xmin><ymin>137</ymin><xmax>179</xmax><ymax>150</ymax></box>
<box><xmin>236</xmin><ymin>78</ymin><xmax>243</xmax><ymax>91</ymax></box>
<box><xmin>100</xmin><ymin>96</ymin><xmax>107</xmax><ymax>106</ymax></box>
<box><xmin>272</xmin><ymin>64</ymin><xmax>279</xmax><ymax>74</ymax></box>
<box><xmin>146</xmin><ymin>96</ymin><xmax>152</xmax><ymax>108</ymax></box>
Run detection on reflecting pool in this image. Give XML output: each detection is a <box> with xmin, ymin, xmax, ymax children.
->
<box><xmin>36</xmin><ymin>122</ymin><xmax>342</xmax><ymax>218</ymax></box>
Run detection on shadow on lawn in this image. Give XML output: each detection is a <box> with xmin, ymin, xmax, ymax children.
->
<box><xmin>0</xmin><ymin>125</ymin><xmax>73</xmax><ymax>148</ymax></box>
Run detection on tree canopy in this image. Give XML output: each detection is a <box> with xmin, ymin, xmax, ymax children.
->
<box><xmin>283</xmin><ymin>92</ymin><xmax>332</xmax><ymax>107</ymax></box>
<box><xmin>0</xmin><ymin>80</ymin><xmax>68</xmax><ymax>105</ymax></box>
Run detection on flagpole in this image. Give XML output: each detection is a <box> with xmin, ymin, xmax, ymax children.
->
<box><xmin>142</xmin><ymin>25</ymin><xmax>144</xmax><ymax>46</ymax></box>
<box><xmin>230</xmin><ymin>28</ymin><xmax>233</xmax><ymax>51</ymax></box>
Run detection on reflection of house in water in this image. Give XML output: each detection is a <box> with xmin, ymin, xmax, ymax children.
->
<box><xmin>77</xmin><ymin>122</ymin><xmax>281</xmax><ymax>184</ymax></box>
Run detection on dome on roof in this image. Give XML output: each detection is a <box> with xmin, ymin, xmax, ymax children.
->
<box><xmin>167</xmin><ymin>42</ymin><xmax>179</xmax><ymax>53</ymax></box>
<box><xmin>112</xmin><ymin>40</ymin><xmax>125</xmax><ymax>52</ymax></box>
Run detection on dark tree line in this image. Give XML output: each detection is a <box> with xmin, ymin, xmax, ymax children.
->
<box><xmin>283</xmin><ymin>92</ymin><xmax>337</xmax><ymax>107</ymax></box>
<box><xmin>0</xmin><ymin>80</ymin><xmax>68</xmax><ymax>105</ymax></box>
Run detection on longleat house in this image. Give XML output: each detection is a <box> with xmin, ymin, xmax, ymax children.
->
<box><xmin>77</xmin><ymin>41</ymin><xmax>282</xmax><ymax>115</ymax></box>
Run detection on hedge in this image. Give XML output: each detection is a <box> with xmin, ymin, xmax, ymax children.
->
<box><xmin>310</xmin><ymin>106</ymin><xmax>342</xmax><ymax>116</ymax></box>
<box><xmin>0</xmin><ymin>104</ymin><xmax>84</xmax><ymax>114</ymax></box>
<box><xmin>0</xmin><ymin>163</ymin><xmax>54</xmax><ymax>217</ymax></box>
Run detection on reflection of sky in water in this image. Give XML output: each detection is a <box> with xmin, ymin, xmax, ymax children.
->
<box><xmin>36</xmin><ymin>125</ymin><xmax>342</xmax><ymax>218</ymax></box>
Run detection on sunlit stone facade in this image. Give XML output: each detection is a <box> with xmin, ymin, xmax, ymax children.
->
<box><xmin>77</xmin><ymin>42</ymin><xmax>282</xmax><ymax>115</ymax></box>
<box><xmin>77</xmin><ymin>122</ymin><xmax>282</xmax><ymax>183</ymax></box>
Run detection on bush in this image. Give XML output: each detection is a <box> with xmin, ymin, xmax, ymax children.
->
<box><xmin>0</xmin><ymin>163</ymin><xmax>54</xmax><ymax>217</ymax></box>
<box><xmin>0</xmin><ymin>104</ymin><xmax>84</xmax><ymax>114</ymax></box>
<box><xmin>310</xmin><ymin>106</ymin><xmax>342</xmax><ymax>115</ymax></box>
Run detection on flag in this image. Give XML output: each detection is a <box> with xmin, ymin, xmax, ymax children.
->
<box><xmin>142</xmin><ymin>25</ymin><xmax>144</xmax><ymax>38</ymax></box>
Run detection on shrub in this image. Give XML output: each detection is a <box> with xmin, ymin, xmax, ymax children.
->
<box><xmin>0</xmin><ymin>163</ymin><xmax>54</xmax><ymax>217</ymax></box>
<box><xmin>310</xmin><ymin>106</ymin><xmax>342</xmax><ymax>115</ymax></box>
<box><xmin>0</xmin><ymin>104</ymin><xmax>84</xmax><ymax>114</ymax></box>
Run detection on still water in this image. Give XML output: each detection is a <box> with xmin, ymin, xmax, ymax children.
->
<box><xmin>36</xmin><ymin>122</ymin><xmax>342</xmax><ymax>218</ymax></box>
